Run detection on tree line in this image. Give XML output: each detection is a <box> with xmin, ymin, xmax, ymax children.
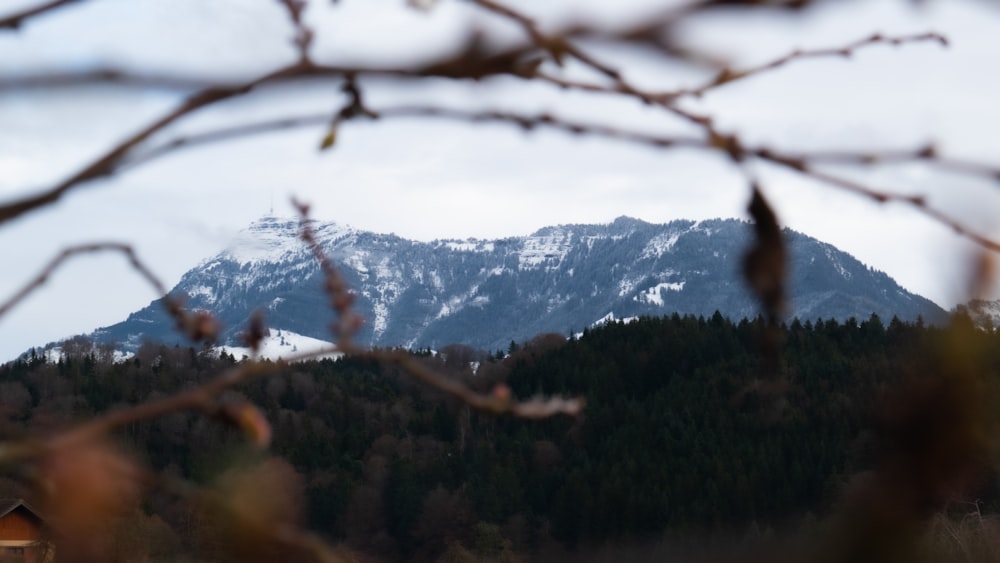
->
<box><xmin>1</xmin><ymin>312</ymin><xmax>997</xmax><ymax>562</ymax></box>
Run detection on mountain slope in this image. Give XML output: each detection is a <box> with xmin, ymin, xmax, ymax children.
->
<box><xmin>93</xmin><ymin>216</ymin><xmax>946</xmax><ymax>351</ymax></box>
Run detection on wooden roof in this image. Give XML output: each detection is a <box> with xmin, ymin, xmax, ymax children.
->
<box><xmin>0</xmin><ymin>499</ymin><xmax>44</xmax><ymax>523</ymax></box>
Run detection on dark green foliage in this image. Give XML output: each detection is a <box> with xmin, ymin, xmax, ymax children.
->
<box><xmin>2</xmin><ymin>315</ymin><xmax>997</xmax><ymax>561</ymax></box>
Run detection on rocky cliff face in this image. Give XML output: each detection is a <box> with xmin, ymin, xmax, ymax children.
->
<box><xmin>93</xmin><ymin>215</ymin><xmax>946</xmax><ymax>351</ymax></box>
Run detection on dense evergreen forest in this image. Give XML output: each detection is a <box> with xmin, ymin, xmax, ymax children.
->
<box><xmin>1</xmin><ymin>313</ymin><xmax>998</xmax><ymax>562</ymax></box>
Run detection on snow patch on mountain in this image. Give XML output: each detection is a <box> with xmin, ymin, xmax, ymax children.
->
<box><xmin>574</xmin><ymin>311</ymin><xmax>639</xmax><ymax>338</ymax></box>
<box><xmin>223</xmin><ymin>218</ymin><xmax>301</xmax><ymax>264</ymax></box>
<box><xmin>371</xmin><ymin>302</ymin><xmax>390</xmax><ymax>336</ymax></box>
<box><xmin>618</xmin><ymin>275</ymin><xmax>638</xmax><ymax>297</ymax></box>
<box><xmin>593</xmin><ymin>312</ymin><xmax>639</xmax><ymax>327</ymax></box>
<box><xmin>222</xmin><ymin>216</ymin><xmax>359</xmax><ymax>266</ymax></box>
<box><xmin>441</xmin><ymin>240</ymin><xmax>495</xmax><ymax>253</ymax></box>
<box><xmin>519</xmin><ymin>227</ymin><xmax>574</xmax><ymax>270</ymax></box>
<box><xmin>436</xmin><ymin>302</ymin><xmax>454</xmax><ymax>320</ymax></box>
<box><xmin>435</xmin><ymin>284</ymin><xmax>486</xmax><ymax>320</ymax></box>
<box><xmin>375</xmin><ymin>257</ymin><xmax>396</xmax><ymax>281</ymax></box>
<box><xmin>187</xmin><ymin>285</ymin><xmax>217</xmax><ymax>304</ymax></box>
<box><xmin>35</xmin><ymin>346</ymin><xmax>134</xmax><ymax>364</ymax></box>
<box><xmin>635</xmin><ymin>282</ymin><xmax>686</xmax><ymax>306</ymax></box>
<box><xmin>824</xmin><ymin>245</ymin><xmax>851</xmax><ymax>279</ymax></box>
<box><xmin>312</xmin><ymin>221</ymin><xmax>357</xmax><ymax>245</ymax></box>
<box><xmin>346</xmin><ymin>250</ymin><xmax>370</xmax><ymax>276</ymax></box>
<box><xmin>217</xmin><ymin>328</ymin><xmax>340</xmax><ymax>361</ymax></box>
<box><xmin>641</xmin><ymin>231</ymin><xmax>682</xmax><ymax>259</ymax></box>
<box><xmin>426</xmin><ymin>270</ymin><xmax>442</xmax><ymax>290</ymax></box>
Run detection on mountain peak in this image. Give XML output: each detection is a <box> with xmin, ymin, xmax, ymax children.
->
<box><xmin>223</xmin><ymin>216</ymin><xmax>301</xmax><ymax>265</ymax></box>
<box><xmin>224</xmin><ymin>216</ymin><xmax>357</xmax><ymax>265</ymax></box>
<box><xmin>611</xmin><ymin>215</ymin><xmax>648</xmax><ymax>227</ymax></box>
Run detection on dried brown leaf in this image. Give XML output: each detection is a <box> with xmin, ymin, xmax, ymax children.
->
<box><xmin>39</xmin><ymin>440</ymin><xmax>140</xmax><ymax>563</ymax></box>
<box><xmin>242</xmin><ymin>310</ymin><xmax>267</xmax><ymax>352</ymax></box>
<box><xmin>743</xmin><ymin>185</ymin><xmax>786</xmax><ymax>324</ymax></box>
<box><xmin>220</xmin><ymin>401</ymin><xmax>273</xmax><ymax>449</ymax></box>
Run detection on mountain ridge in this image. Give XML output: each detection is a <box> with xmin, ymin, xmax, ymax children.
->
<box><xmin>91</xmin><ymin>215</ymin><xmax>947</xmax><ymax>352</ymax></box>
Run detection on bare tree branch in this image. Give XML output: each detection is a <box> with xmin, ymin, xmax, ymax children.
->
<box><xmin>0</xmin><ymin>0</ymin><xmax>86</xmax><ymax>30</ymax></box>
<box><xmin>0</xmin><ymin>39</ymin><xmax>549</xmax><ymax>226</ymax></box>
<box><xmin>0</xmin><ymin>69</ymin><xmax>230</xmax><ymax>92</ymax></box>
<box><xmin>0</xmin><ymin>81</ymin><xmax>257</xmax><ymax>225</ymax></box>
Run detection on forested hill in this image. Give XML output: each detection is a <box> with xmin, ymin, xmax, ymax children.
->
<box><xmin>2</xmin><ymin>313</ymin><xmax>996</xmax><ymax>562</ymax></box>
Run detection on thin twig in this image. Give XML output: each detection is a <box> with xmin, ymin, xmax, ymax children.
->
<box><xmin>0</xmin><ymin>241</ymin><xmax>219</xmax><ymax>343</ymax></box>
<box><xmin>0</xmin><ymin>242</ymin><xmax>166</xmax><ymax>320</ymax></box>
<box><xmin>276</xmin><ymin>0</ymin><xmax>314</xmax><ymax>63</ymax></box>
<box><xmin>127</xmin><ymin>106</ymin><xmax>708</xmax><ymax>170</ymax></box>
<box><xmin>683</xmin><ymin>31</ymin><xmax>948</xmax><ymax>98</ymax></box>
<box><xmin>536</xmin><ymin>31</ymin><xmax>948</xmax><ymax>105</ymax></box>
<box><xmin>0</xmin><ymin>60</ymin><xmax>320</xmax><ymax>225</ymax></box>
<box><xmin>762</xmin><ymin>158</ymin><xmax>1000</xmax><ymax>253</ymax></box>
<box><xmin>293</xmin><ymin>200</ymin><xmax>364</xmax><ymax>347</ymax></box>
<box><xmin>776</xmin><ymin>146</ymin><xmax>1000</xmax><ymax>180</ymax></box>
<box><xmin>293</xmin><ymin>202</ymin><xmax>585</xmax><ymax>419</ymax></box>
<box><xmin>369</xmin><ymin>349</ymin><xmax>585</xmax><ymax>419</ymax></box>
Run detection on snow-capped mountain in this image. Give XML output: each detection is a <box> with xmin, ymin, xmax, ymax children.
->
<box><xmin>92</xmin><ymin>215</ymin><xmax>946</xmax><ymax>352</ymax></box>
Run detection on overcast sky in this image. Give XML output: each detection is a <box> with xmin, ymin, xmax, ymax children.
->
<box><xmin>1</xmin><ymin>0</ymin><xmax>999</xmax><ymax>361</ymax></box>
